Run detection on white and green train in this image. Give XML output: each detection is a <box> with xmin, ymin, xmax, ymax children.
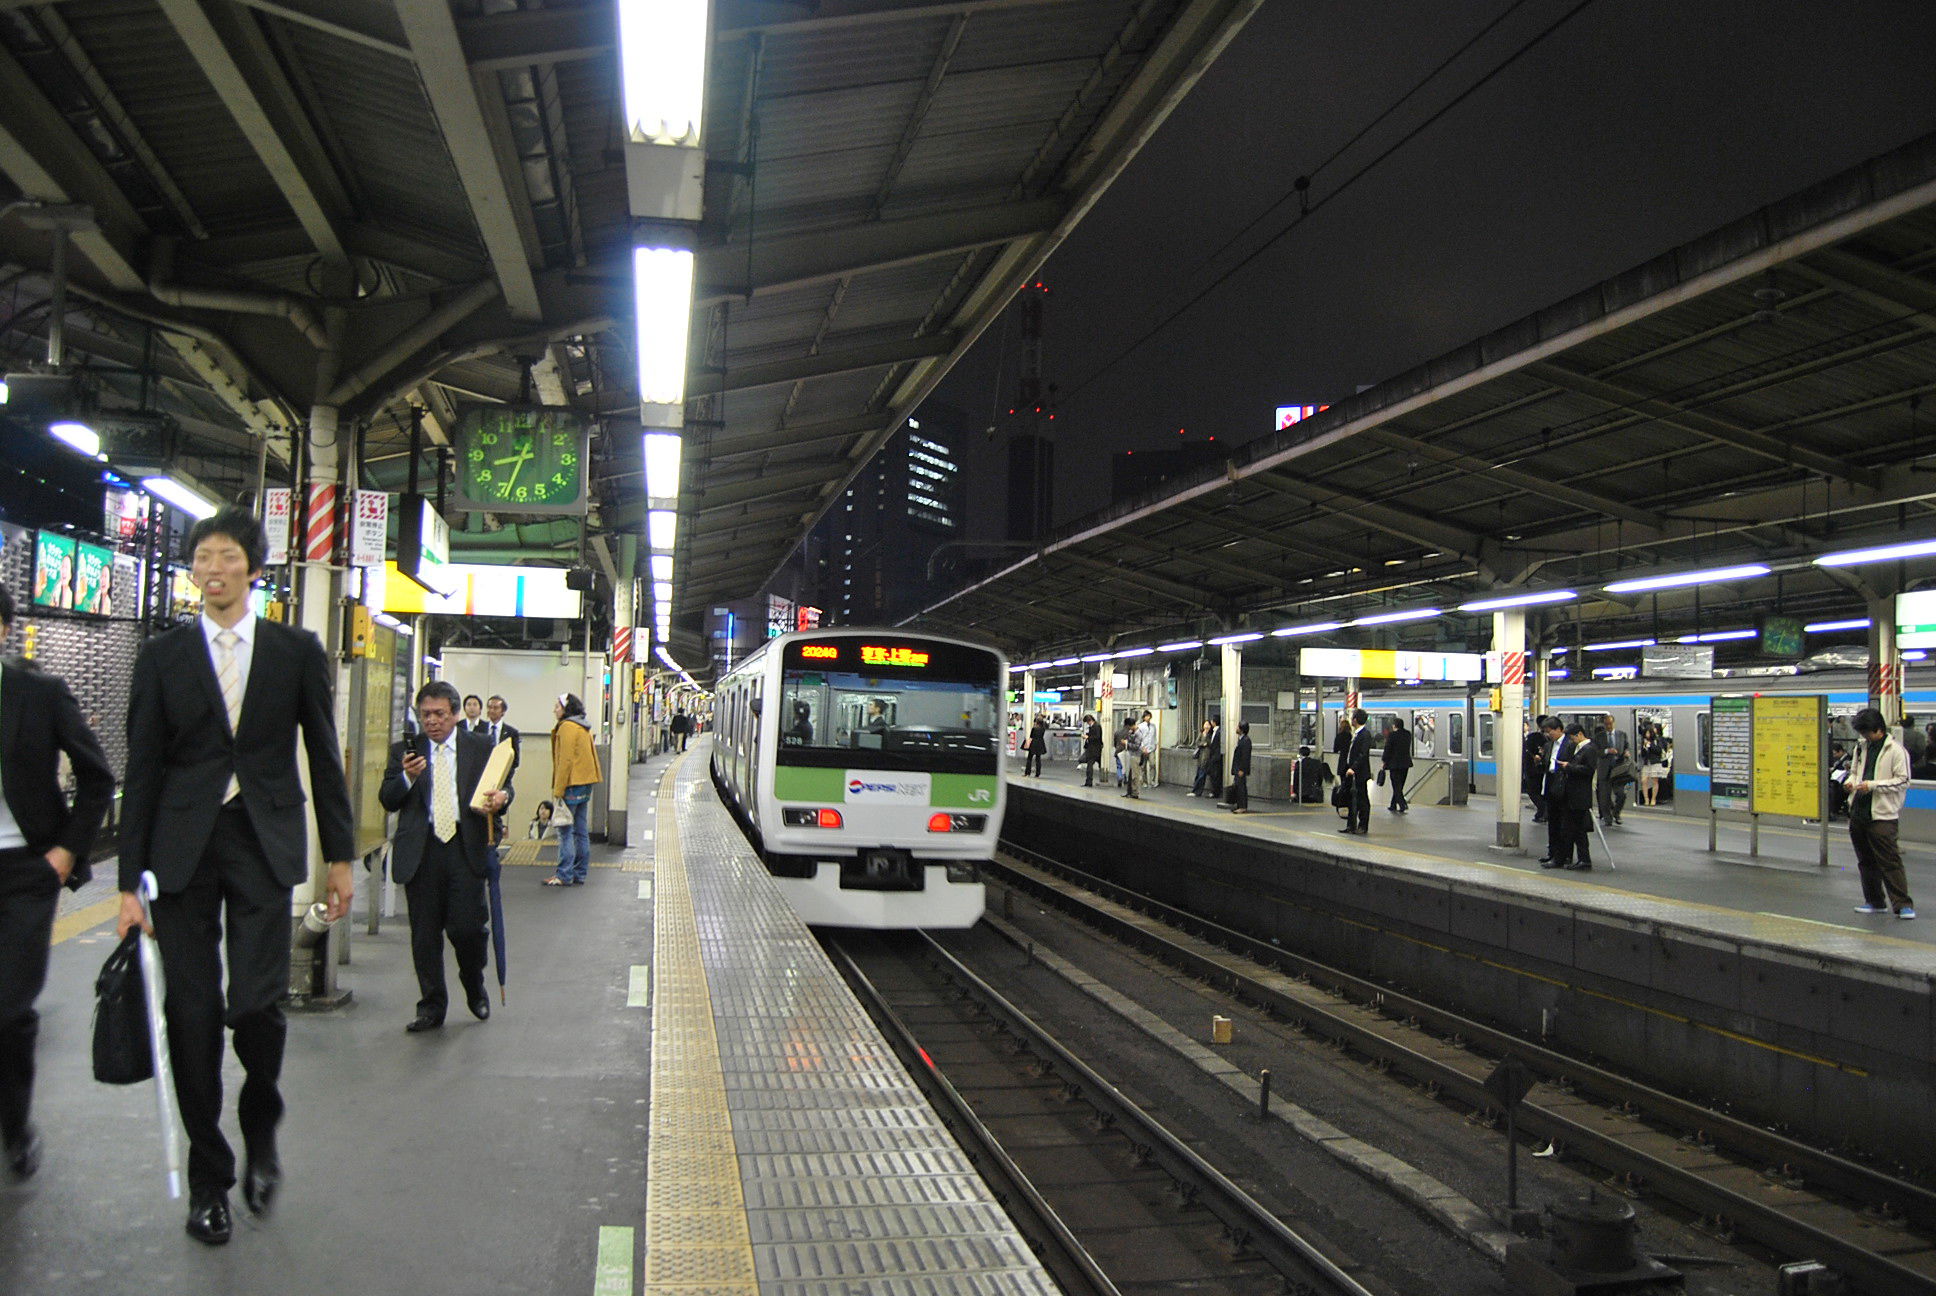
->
<box><xmin>710</xmin><ymin>628</ymin><xmax>1006</xmax><ymax>929</ymax></box>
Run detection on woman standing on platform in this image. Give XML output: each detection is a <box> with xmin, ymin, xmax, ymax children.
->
<box><xmin>546</xmin><ymin>693</ymin><xmax>603</xmax><ymax>887</ymax></box>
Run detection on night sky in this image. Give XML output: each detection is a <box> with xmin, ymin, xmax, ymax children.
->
<box><xmin>933</xmin><ymin>0</ymin><xmax>1936</xmax><ymax>542</ymax></box>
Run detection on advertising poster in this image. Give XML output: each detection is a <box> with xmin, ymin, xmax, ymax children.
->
<box><xmin>71</xmin><ymin>541</ymin><xmax>113</xmax><ymax>615</ymax></box>
<box><xmin>264</xmin><ymin>488</ymin><xmax>292</xmax><ymax>565</ymax></box>
<box><xmin>32</xmin><ymin>531</ymin><xmax>76</xmax><ymax>609</ymax></box>
<box><xmin>1751</xmin><ymin>694</ymin><xmax>1824</xmax><ymax>819</ymax></box>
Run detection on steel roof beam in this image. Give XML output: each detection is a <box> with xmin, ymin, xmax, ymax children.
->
<box><xmin>1247</xmin><ymin>470</ymin><xmax>1498</xmax><ymax>576</ymax></box>
<box><xmin>394</xmin><ymin>0</ymin><xmax>543</xmax><ymax>321</ymax></box>
<box><xmin>697</xmin><ymin>199</ymin><xmax>1068</xmax><ymax>303</ymax></box>
<box><xmin>716</xmin><ymin>333</ymin><xmax>959</xmax><ymax>396</ymax></box>
<box><xmin>1796</xmin><ymin>246</ymin><xmax>1936</xmax><ymax>331</ymax></box>
<box><xmin>1523</xmin><ymin>358</ymin><xmax>1878</xmax><ymax>492</ymax></box>
<box><xmin>694</xmin><ymin>464</ymin><xmax>842</xmax><ymax>511</ymax></box>
<box><xmin>155</xmin><ymin>0</ymin><xmax>351</xmax><ymax>267</ymax></box>
<box><xmin>1114</xmin><ymin>532</ymin><xmax>1279</xmax><ymax>586</ymax></box>
<box><xmin>706</xmin><ymin>413</ymin><xmax>888</xmax><ymax>460</ymax></box>
<box><xmin>233</xmin><ymin>0</ymin><xmax>408</xmax><ymax>56</ymax></box>
<box><xmin>1360</xmin><ymin>426</ymin><xmax>1666</xmax><ymax>535</ymax></box>
<box><xmin>1054</xmin><ymin>552</ymin><xmax>1224</xmax><ymax>614</ymax></box>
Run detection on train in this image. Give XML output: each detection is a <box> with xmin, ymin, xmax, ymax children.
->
<box><xmin>1325</xmin><ymin>667</ymin><xmax>1936</xmax><ymax>832</ymax></box>
<box><xmin>710</xmin><ymin>628</ymin><xmax>1007</xmax><ymax>928</ymax></box>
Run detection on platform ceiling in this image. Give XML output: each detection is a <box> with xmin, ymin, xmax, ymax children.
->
<box><xmin>905</xmin><ymin>134</ymin><xmax>1936</xmax><ymax>662</ymax></box>
<box><xmin>0</xmin><ymin>0</ymin><xmax>1263</xmax><ymax>650</ymax></box>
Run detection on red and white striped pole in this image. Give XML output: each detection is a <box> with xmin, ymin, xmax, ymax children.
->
<box><xmin>303</xmin><ymin>483</ymin><xmax>339</xmax><ymax>564</ymax></box>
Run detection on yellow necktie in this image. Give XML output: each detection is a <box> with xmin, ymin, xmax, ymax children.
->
<box><xmin>433</xmin><ymin>742</ymin><xmax>458</xmax><ymax>842</ymax></box>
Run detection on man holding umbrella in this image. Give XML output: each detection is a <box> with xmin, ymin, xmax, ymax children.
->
<box><xmin>380</xmin><ymin>681</ymin><xmax>510</xmax><ymax>1034</ymax></box>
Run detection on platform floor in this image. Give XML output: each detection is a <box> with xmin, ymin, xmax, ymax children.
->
<box><xmin>1008</xmin><ymin>755</ymin><xmax>1936</xmax><ymax>969</ymax></box>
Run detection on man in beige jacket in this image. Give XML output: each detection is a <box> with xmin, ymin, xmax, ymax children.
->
<box><xmin>1847</xmin><ymin>708</ymin><xmax>1916</xmax><ymax>919</ymax></box>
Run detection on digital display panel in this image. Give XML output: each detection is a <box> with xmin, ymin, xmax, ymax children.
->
<box><xmin>799</xmin><ymin>644</ymin><xmax>839</xmax><ymax>660</ymax></box>
<box><xmin>861</xmin><ymin>645</ymin><xmax>930</xmax><ymax>668</ymax></box>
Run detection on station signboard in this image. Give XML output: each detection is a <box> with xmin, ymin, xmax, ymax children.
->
<box><xmin>1643</xmin><ymin>644</ymin><xmax>1713</xmax><ymax>678</ymax></box>
<box><xmin>1897</xmin><ymin>590</ymin><xmax>1936</xmax><ymax>649</ymax></box>
<box><xmin>1300</xmin><ymin>646</ymin><xmax>1484</xmax><ymax>682</ymax></box>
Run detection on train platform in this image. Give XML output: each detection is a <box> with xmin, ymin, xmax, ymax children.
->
<box><xmin>1007</xmin><ymin>755</ymin><xmax>1936</xmax><ymax>959</ymax></box>
<box><xmin>1</xmin><ymin>742</ymin><xmax>1051</xmax><ymax>1296</ymax></box>
<box><xmin>1003</xmin><ymin>758</ymin><xmax>1936</xmax><ymax>1167</ymax></box>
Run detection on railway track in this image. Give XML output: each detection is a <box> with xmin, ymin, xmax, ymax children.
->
<box><xmin>990</xmin><ymin>843</ymin><xmax>1936</xmax><ymax>1294</ymax></box>
<box><xmin>826</xmin><ymin>930</ymin><xmax>1382</xmax><ymax>1296</ymax></box>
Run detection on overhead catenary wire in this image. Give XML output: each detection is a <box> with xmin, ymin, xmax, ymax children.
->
<box><xmin>1060</xmin><ymin>0</ymin><xmax>1604</xmax><ymax>410</ymax></box>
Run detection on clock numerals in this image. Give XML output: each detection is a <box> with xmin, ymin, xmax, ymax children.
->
<box><xmin>559</xmin><ymin>451</ymin><xmax>577</xmax><ymax>467</ymax></box>
<box><xmin>553</xmin><ymin>471</ymin><xmax>567</xmax><ymax>485</ymax></box>
<box><xmin>468</xmin><ymin>447</ymin><xmax>484</xmax><ymax>463</ymax></box>
<box><xmin>551</xmin><ymin>432</ymin><xmax>571</xmax><ymax>448</ymax></box>
<box><xmin>476</xmin><ymin>468</ymin><xmax>493</xmax><ymax>484</ymax></box>
<box><xmin>479</xmin><ymin>432</ymin><xmax>499</xmax><ymax>447</ymax></box>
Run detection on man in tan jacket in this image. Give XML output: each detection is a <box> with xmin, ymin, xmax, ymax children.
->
<box><xmin>1847</xmin><ymin>708</ymin><xmax>1916</xmax><ymax>919</ymax></box>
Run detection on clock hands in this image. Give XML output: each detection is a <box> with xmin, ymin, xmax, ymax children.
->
<box><xmin>492</xmin><ymin>443</ymin><xmax>534</xmax><ymax>491</ymax></box>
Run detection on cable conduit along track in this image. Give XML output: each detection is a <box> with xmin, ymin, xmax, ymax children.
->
<box><xmin>991</xmin><ymin>844</ymin><xmax>1936</xmax><ymax>1295</ymax></box>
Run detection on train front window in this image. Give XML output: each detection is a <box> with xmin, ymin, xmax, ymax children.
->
<box><xmin>777</xmin><ymin>639</ymin><xmax>1002</xmax><ymax>772</ymax></box>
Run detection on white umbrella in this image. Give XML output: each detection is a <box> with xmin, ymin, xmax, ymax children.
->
<box><xmin>137</xmin><ymin>871</ymin><xmax>183</xmax><ymax>1200</ymax></box>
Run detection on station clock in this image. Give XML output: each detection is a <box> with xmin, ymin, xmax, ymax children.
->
<box><xmin>451</xmin><ymin>404</ymin><xmax>591</xmax><ymax>516</ymax></box>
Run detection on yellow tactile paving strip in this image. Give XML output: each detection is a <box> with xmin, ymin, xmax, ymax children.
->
<box><xmin>646</xmin><ymin>758</ymin><xmax>760</xmax><ymax>1296</ymax></box>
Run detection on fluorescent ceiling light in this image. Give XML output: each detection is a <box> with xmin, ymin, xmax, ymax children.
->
<box><xmin>1677</xmin><ymin>628</ymin><xmax>1756</xmax><ymax>643</ymax></box>
<box><xmin>1592</xmin><ymin>666</ymin><xmax>1639</xmax><ymax>678</ymax></box>
<box><xmin>1348</xmin><ymin>607</ymin><xmax>1439</xmax><ymax>627</ymax></box>
<box><xmin>1050</xmin><ymin>656</ymin><xmax>1080</xmax><ymax>666</ymax></box>
<box><xmin>1906</xmin><ymin>650</ymin><xmax>1929</xmax><ymax>662</ymax></box>
<box><xmin>1017</xmin><ymin>662</ymin><xmax>1049</xmax><ymax>672</ymax></box>
<box><xmin>1603</xmin><ymin>563</ymin><xmax>1769</xmax><ymax>593</ymax></box>
<box><xmin>653</xmin><ymin>580</ymin><xmax>674</xmax><ymax>605</ymax></box>
<box><xmin>618</xmin><ymin>0</ymin><xmax>707</xmax><ymax>145</ymax></box>
<box><xmin>1111</xmin><ymin>647</ymin><xmax>1154</xmax><ymax>659</ymax></box>
<box><xmin>140</xmin><ymin>475</ymin><xmax>218</xmax><ymax>519</ymax></box>
<box><xmin>1156</xmin><ymin>640</ymin><xmax>1203</xmax><ymax>652</ymax></box>
<box><xmin>650</xmin><ymin>554</ymin><xmax>673</xmax><ymax>582</ymax></box>
<box><xmin>1456</xmin><ymin>590</ymin><xmax>1576</xmax><ymax>612</ymax></box>
<box><xmin>1080</xmin><ymin>652</ymin><xmax>1111</xmax><ymax>663</ymax></box>
<box><xmin>1804</xmin><ymin>617</ymin><xmax>1870</xmax><ymax>633</ymax></box>
<box><xmin>634</xmin><ymin>247</ymin><xmax>695</xmax><ymax>409</ymax></box>
<box><xmin>1548</xmin><ymin>669</ymin><xmax>1570</xmax><ymax>678</ymax></box>
<box><xmin>48</xmin><ymin>421</ymin><xmax>100</xmax><ymax>458</ymax></box>
<box><xmin>643</xmin><ymin>430</ymin><xmax>683</xmax><ymax>501</ymax></box>
<box><xmin>1814</xmin><ymin>538</ymin><xmax>1936</xmax><ymax>566</ymax></box>
<box><xmin>1549</xmin><ymin>646</ymin><xmax>1568</xmax><ymax>655</ymax></box>
<box><xmin>1207</xmin><ymin>631</ymin><xmax>1264</xmax><ymax>645</ymax></box>
<box><xmin>1270</xmin><ymin>621</ymin><xmax>1342</xmax><ymax>637</ymax></box>
<box><xmin>1582</xmin><ymin>638</ymin><xmax>1656</xmax><ymax>651</ymax></box>
<box><xmin>647</xmin><ymin>509</ymin><xmax>677</xmax><ymax>552</ymax></box>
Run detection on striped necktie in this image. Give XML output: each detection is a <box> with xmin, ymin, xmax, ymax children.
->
<box><xmin>433</xmin><ymin>741</ymin><xmax>459</xmax><ymax>842</ymax></box>
<box><xmin>215</xmin><ymin>629</ymin><xmax>243</xmax><ymax>802</ymax></box>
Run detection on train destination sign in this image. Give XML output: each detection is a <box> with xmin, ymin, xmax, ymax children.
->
<box><xmin>860</xmin><ymin>645</ymin><xmax>931</xmax><ymax>668</ymax></box>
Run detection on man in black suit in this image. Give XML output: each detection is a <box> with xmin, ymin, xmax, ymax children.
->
<box><xmin>1537</xmin><ymin>717</ymin><xmax>1572</xmax><ymax>866</ymax></box>
<box><xmin>1339</xmin><ymin>708</ymin><xmax>1374</xmax><ymax>835</ymax></box>
<box><xmin>119</xmin><ymin>508</ymin><xmax>355</xmax><ymax>1245</ymax></box>
<box><xmin>380</xmin><ymin>681</ymin><xmax>509</xmax><ymax>1033</ymax></box>
<box><xmin>1544</xmin><ymin>721</ymin><xmax>1599</xmax><ymax>871</ymax></box>
<box><xmin>480</xmin><ymin>694</ymin><xmax>519</xmax><ymax>838</ymax></box>
<box><xmin>0</xmin><ymin>582</ymin><xmax>115</xmax><ymax>1181</ymax></box>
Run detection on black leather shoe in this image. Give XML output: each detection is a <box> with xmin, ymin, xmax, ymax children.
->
<box><xmin>405</xmin><ymin>1014</ymin><xmax>443</xmax><ymax>1033</ymax></box>
<box><xmin>1541</xmin><ymin>861</ymin><xmax>1565</xmax><ymax>869</ymax></box>
<box><xmin>5</xmin><ymin>1127</ymin><xmax>41</xmax><ymax>1181</ymax></box>
<box><xmin>242</xmin><ymin>1152</ymin><xmax>281</xmax><ymax>1217</ymax></box>
<box><xmin>467</xmin><ymin>990</ymin><xmax>491</xmax><ymax>1021</ymax></box>
<box><xmin>1567</xmin><ymin>862</ymin><xmax>1593</xmax><ymax>871</ymax></box>
<box><xmin>186</xmin><ymin>1193</ymin><xmax>232</xmax><ymax>1245</ymax></box>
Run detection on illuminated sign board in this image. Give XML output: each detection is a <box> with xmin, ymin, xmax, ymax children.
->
<box><xmin>1897</xmin><ymin>590</ymin><xmax>1936</xmax><ymax>649</ymax></box>
<box><xmin>366</xmin><ymin>561</ymin><xmax>582</xmax><ymax>619</ymax></box>
<box><xmin>396</xmin><ymin>495</ymin><xmax>451</xmax><ymax>594</ymax></box>
<box><xmin>1300</xmin><ymin>646</ymin><xmax>1483</xmax><ymax>682</ymax></box>
<box><xmin>799</xmin><ymin>643</ymin><xmax>839</xmax><ymax>660</ymax></box>
<box><xmin>860</xmin><ymin>645</ymin><xmax>931</xmax><ymax>668</ymax></box>
<box><xmin>1274</xmin><ymin>403</ymin><xmax>1330</xmax><ymax>431</ymax></box>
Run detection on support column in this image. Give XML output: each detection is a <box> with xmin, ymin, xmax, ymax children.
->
<box><xmin>1531</xmin><ymin>645</ymin><xmax>1551</xmax><ymax>721</ymax></box>
<box><xmin>1493</xmin><ymin>609</ymin><xmax>1527</xmax><ymax>850</ymax></box>
<box><xmin>1312</xmin><ymin>676</ymin><xmax>1328</xmax><ymax>770</ymax></box>
<box><xmin>1220</xmin><ymin>643</ymin><xmax>1243</xmax><ymax>789</ymax></box>
<box><xmin>1868</xmin><ymin>596</ymin><xmax>1902</xmax><ymax>724</ymax></box>
<box><xmin>608</xmin><ymin>537</ymin><xmax>637</xmax><ymax>844</ymax></box>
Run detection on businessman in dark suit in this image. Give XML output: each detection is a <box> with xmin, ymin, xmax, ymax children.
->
<box><xmin>119</xmin><ymin>508</ymin><xmax>355</xmax><ymax>1245</ymax></box>
<box><xmin>380</xmin><ymin>681</ymin><xmax>510</xmax><ymax>1032</ymax></box>
<box><xmin>1339</xmin><ymin>709</ymin><xmax>1374</xmax><ymax>835</ymax></box>
<box><xmin>1540</xmin><ymin>721</ymin><xmax>1597</xmax><ymax>870</ymax></box>
<box><xmin>0</xmin><ymin>582</ymin><xmax>115</xmax><ymax>1181</ymax></box>
<box><xmin>480</xmin><ymin>695</ymin><xmax>519</xmax><ymax>840</ymax></box>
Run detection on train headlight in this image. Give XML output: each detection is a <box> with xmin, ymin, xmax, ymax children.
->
<box><xmin>782</xmin><ymin>808</ymin><xmax>844</xmax><ymax>829</ymax></box>
<box><xmin>927</xmin><ymin>813</ymin><xmax>988</xmax><ymax>833</ymax></box>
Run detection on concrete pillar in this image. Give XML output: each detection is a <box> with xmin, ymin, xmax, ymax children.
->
<box><xmin>1531</xmin><ymin>645</ymin><xmax>1551</xmax><ymax>721</ymax></box>
<box><xmin>1312</xmin><ymin>674</ymin><xmax>1328</xmax><ymax>769</ymax></box>
<box><xmin>1869</xmin><ymin>595</ymin><xmax>1903</xmax><ymax>724</ymax></box>
<box><xmin>608</xmin><ymin>537</ymin><xmax>637</xmax><ymax>844</ymax></box>
<box><xmin>293</xmin><ymin>402</ymin><xmax>343</xmax><ymax>915</ymax></box>
<box><xmin>1493</xmin><ymin>609</ymin><xmax>1527</xmax><ymax>850</ymax></box>
<box><xmin>1220</xmin><ymin>643</ymin><xmax>1243</xmax><ymax>786</ymax></box>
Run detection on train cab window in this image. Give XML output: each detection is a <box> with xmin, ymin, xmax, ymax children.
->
<box><xmin>775</xmin><ymin>639</ymin><xmax>1004</xmax><ymax>772</ymax></box>
<box><xmin>1477</xmin><ymin>713</ymin><xmax>1494</xmax><ymax>758</ymax></box>
<box><xmin>1696</xmin><ymin>712</ymin><xmax>1711</xmax><ymax>771</ymax></box>
<box><xmin>1447</xmin><ymin>711</ymin><xmax>1464</xmax><ymax>757</ymax></box>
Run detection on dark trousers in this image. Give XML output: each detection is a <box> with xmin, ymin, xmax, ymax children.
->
<box><xmin>1568</xmin><ymin>802</ymin><xmax>1595</xmax><ymax>863</ymax></box>
<box><xmin>406</xmin><ymin>834</ymin><xmax>488</xmax><ymax>1020</ymax></box>
<box><xmin>1347</xmin><ymin>775</ymin><xmax>1370</xmax><ymax>831</ymax></box>
<box><xmin>1544</xmin><ymin>803</ymin><xmax>1572</xmax><ymax>863</ymax></box>
<box><xmin>1526</xmin><ymin>781</ymin><xmax>1547</xmax><ymax>822</ymax></box>
<box><xmin>1024</xmin><ymin>750</ymin><xmax>1042</xmax><ymax>777</ymax></box>
<box><xmin>151</xmin><ymin>803</ymin><xmax>292</xmax><ymax>1196</ymax></box>
<box><xmin>1597</xmin><ymin>772</ymin><xmax>1627</xmax><ymax>822</ymax></box>
<box><xmin>1386</xmin><ymin>766</ymin><xmax>1411</xmax><ymax>810</ymax></box>
<box><xmin>1229</xmin><ymin>772</ymin><xmax>1248</xmax><ymax>811</ymax></box>
<box><xmin>0</xmin><ymin>851</ymin><xmax>60</xmax><ymax>1148</ymax></box>
<box><xmin>1849</xmin><ymin>816</ymin><xmax>1915</xmax><ymax>910</ymax></box>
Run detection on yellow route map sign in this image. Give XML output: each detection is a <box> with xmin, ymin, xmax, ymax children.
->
<box><xmin>1750</xmin><ymin>694</ymin><xmax>1824</xmax><ymax>819</ymax></box>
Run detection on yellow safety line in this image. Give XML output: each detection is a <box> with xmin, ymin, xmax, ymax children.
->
<box><xmin>51</xmin><ymin>895</ymin><xmax>122</xmax><ymax>946</ymax></box>
<box><xmin>643</xmin><ymin>750</ymin><xmax>758</xmax><ymax>1295</ymax></box>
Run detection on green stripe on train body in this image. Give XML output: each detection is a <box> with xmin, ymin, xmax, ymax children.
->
<box><xmin>772</xmin><ymin>766</ymin><xmax>846</xmax><ymax>802</ymax></box>
<box><xmin>929</xmin><ymin>773</ymin><xmax>999</xmax><ymax>809</ymax></box>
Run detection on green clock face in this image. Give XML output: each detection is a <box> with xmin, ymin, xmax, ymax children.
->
<box><xmin>452</xmin><ymin>405</ymin><xmax>590</xmax><ymax>516</ymax></box>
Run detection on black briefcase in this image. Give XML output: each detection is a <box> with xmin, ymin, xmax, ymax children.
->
<box><xmin>92</xmin><ymin>931</ymin><xmax>154</xmax><ymax>1085</ymax></box>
